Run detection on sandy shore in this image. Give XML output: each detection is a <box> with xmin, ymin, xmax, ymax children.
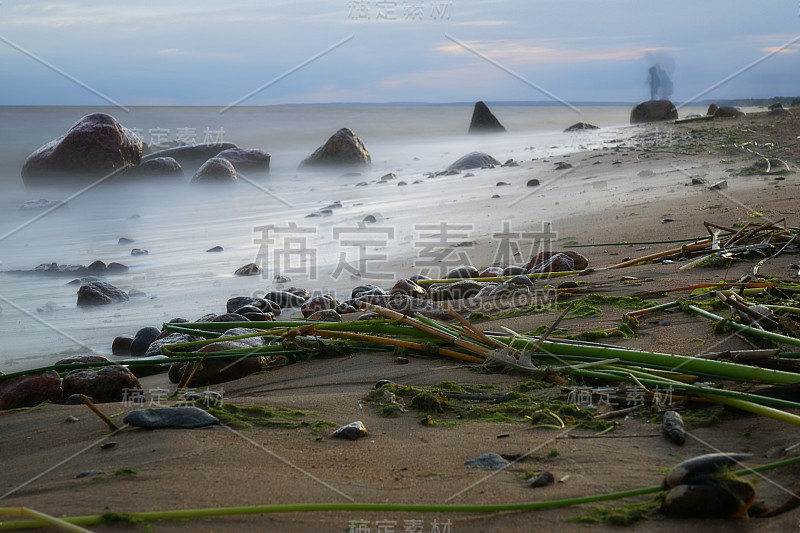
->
<box><xmin>2</xmin><ymin>111</ymin><xmax>800</xmax><ymax>532</ymax></box>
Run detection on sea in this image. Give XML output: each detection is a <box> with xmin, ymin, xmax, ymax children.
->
<box><xmin>0</xmin><ymin>104</ymin><xmax>707</xmax><ymax>372</ymax></box>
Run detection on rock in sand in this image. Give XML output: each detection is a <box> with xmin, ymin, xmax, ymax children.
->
<box><xmin>0</xmin><ymin>371</ymin><xmax>63</xmax><ymax>410</ymax></box>
<box><xmin>630</xmin><ymin>100</ymin><xmax>679</xmax><ymax>124</ymax></box>
<box><xmin>77</xmin><ymin>281</ymin><xmax>130</xmax><ymax>306</ymax></box>
<box><xmin>468</xmin><ymin>101</ymin><xmax>506</xmax><ymax>133</ymax></box>
<box><xmin>123</xmin><ymin>407</ymin><xmax>219</xmax><ymax>429</ymax></box>
<box><xmin>299</xmin><ymin>128</ymin><xmax>371</xmax><ymax>168</ymax></box>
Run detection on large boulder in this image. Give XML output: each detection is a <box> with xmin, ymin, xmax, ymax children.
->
<box><xmin>21</xmin><ymin>113</ymin><xmax>143</xmax><ymax>187</ymax></box>
<box><xmin>216</xmin><ymin>148</ymin><xmax>270</xmax><ymax>174</ymax></box>
<box><xmin>446</xmin><ymin>152</ymin><xmax>501</xmax><ymax>171</ymax></box>
<box><xmin>77</xmin><ymin>281</ymin><xmax>130</xmax><ymax>306</ymax></box>
<box><xmin>0</xmin><ymin>371</ymin><xmax>63</xmax><ymax>410</ymax></box>
<box><xmin>468</xmin><ymin>101</ymin><xmax>506</xmax><ymax>133</ymax></box>
<box><xmin>190</xmin><ymin>157</ymin><xmax>237</xmax><ymax>184</ymax></box>
<box><xmin>630</xmin><ymin>100</ymin><xmax>678</xmax><ymax>124</ymax></box>
<box><xmin>141</xmin><ymin>142</ymin><xmax>237</xmax><ymax>170</ymax></box>
<box><xmin>707</xmin><ymin>103</ymin><xmax>718</xmax><ymax>116</ymax></box>
<box><xmin>299</xmin><ymin>128</ymin><xmax>371</xmax><ymax>168</ymax></box>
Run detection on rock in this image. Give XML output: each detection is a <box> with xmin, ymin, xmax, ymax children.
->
<box><xmin>130</xmin><ymin>248</ymin><xmax>148</xmax><ymax>256</ymax></box>
<box><xmin>112</xmin><ymin>336</ymin><xmax>134</xmax><ymax>356</ymax></box>
<box><xmin>501</xmin><ymin>265</ymin><xmax>526</xmax><ymax>276</ymax></box>
<box><xmin>527</xmin><ymin>253</ymin><xmax>575</xmax><ymax>274</ymax></box>
<box><xmin>564</xmin><ymin>122</ymin><xmax>599</xmax><ymax>132</ymax></box>
<box><xmin>501</xmin><ymin>159</ymin><xmax>518</xmax><ymax>167</ymax></box>
<box><xmin>554</xmin><ymin>162</ymin><xmax>573</xmax><ymax>170</ymax></box>
<box><xmin>379</xmin><ymin>172</ymin><xmax>396</xmax><ymax>181</ymax></box>
<box><xmin>528</xmin><ymin>471</ymin><xmax>555</xmax><ymax>488</ymax></box>
<box><xmin>76</xmin><ymin>470</ymin><xmax>105</xmax><ymax>479</ymax></box>
<box><xmin>526</xmin><ymin>179</ymin><xmax>541</xmax><ymax>187</ymax></box>
<box><xmin>308</xmin><ymin>310</ymin><xmax>342</xmax><ymax>322</ymax></box>
<box><xmin>299</xmin><ymin>128</ymin><xmax>371</xmax><ymax>168</ymax></box>
<box><xmin>211</xmin><ymin>313</ymin><xmax>249</xmax><ymax>323</ymax></box>
<box><xmin>707</xmin><ymin>103</ymin><xmax>718</xmax><ymax>116</ymax></box>
<box><xmin>331</xmin><ymin>420</ymin><xmax>368</xmax><ymax>440</ymax></box>
<box><xmin>768</xmin><ymin>107</ymin><xmax>790</xmax><ymax>116</ymax></box>
<box><xmin>123</xmin><ymin>407</ymin><xmax>219</xmax><ymax>429</ymax></box>
<box><xmin>263</xmin><ymin>290</ymin><xmax>307</xmax><ymax>308</ymax></box>
<box><xmin>55</xmin><ymin>355</ymin><xmax>109</xmax><ymax>365</ymax></box>
<box><xmin>301</xmin><ymin>295</ymin><xmax>339</xmax><ymax>318</ymax></box>
<box><xmin>0</xmin><ymin>371</ymin><xmax>63</xmax><ymax>410</ymax></box>
<box><xmin>351</xmin><ymin>284</ymin><xmax>386</xmax><ymax>298</ymax></box>
<box><xmin>286</xmin><ymin>287</ymin><xmax>310</xmax><ymax>299</ymax></box>
<box><xmin>663</xmin><ymin>410</ymin><xmax>686</xmax><ymax>445</ymax></box>
<box><xmin>242</xmin><ymin>312</ymin><xmax>275</xmax><ymax>322</ymax></box>
<box><xmin>145</xmin><ymin>333</ymin><xmax>198</xmax><ymax>356</ymax></box>
<box><xmin>226</xmin><ymin>296</ymin><xmax>268</xmax><ymax>314</ymax></box>
<box><xmin>385</xmin><ymin>294</ymin><xmax>451</xmax><ymax>320</ymax></box>
<box><xmin>496</xmin><ymin>181</ymin><xmax>510</xmax><ymax>186</ymax></box>
<box><xmin>428</xmin><ymin>280</ymin><xmax>485</xmax><ymax>300</ymax></box>
<box><xmin>130</xmin><ymin>327</ymin><xmax>162</xmax><ymax>356</ymax></box>
<box><xmin>219</xmin><ymin>327</ymin><xmax>266</xmax><ymax>347</ymax></box>
<box><xmin>106</xmin><ymin>262</ymin><xmax>129</xmax><ymax>273</ymax></box>
<box><xmin>446</xmin><ymin>152</ymin><xmax>501</xmax><ymax>171</ymax></box>
<box><xmin>630</xmin><ymin>100</ymin><xmax>679</xmax><ymax>124</ymax></box>
<box><xmin>525</xmin><ymin>250</ymin><xmax>588</xmax><ymax>271</ymax></box>
<box><xmin>141</xmin><ymin>142</ymin><xmax>238</xmax><ymax>170</ymax></box>
<box><xmin>768</xmin><ymin>102</ymin><xmax>784</xmax><ymax>110</ymax></box>
<box><xmin>468</xmin><ymin>101</ymin><xmax>506</xmax><ymax>134</ymax></box>
<box><xmin>191</xmin><ymin>157</ymin><xmax>237</xmax><ymax>184</ymax></box>
<box><xmin>479</xmin><ymin>266</ymin><xmax>503</xmax><ymax>278</ymax></box>
<box><xmin>21</xmin><ymin>113</ymin><xmax>143</xmax><ymax>187</ymax></box>
<box><xmin>691</xmin><ymin>176</ymin><xmax>706</xmax><ymax>185</ymax></box>
<box><xmin>87</xmin><ymin>260</ymin><xmax>108</xmax><ymax>273</ymax></box>
<box><xmin>77</xmin><ymin>281</ymin><xmax>129</xmax><ymax>306</ymax></box>
<box><xmin>206</xmin><ymin>246</ymin><xmax>224</xmax><ymax>253</ymax></box>
<box><xmin>125</xmin><ymin>157</ymin><xmax>183</xmax><ymax>180</ymax></box>
<box><xmin>390</xmin><ymin>278</ymin><xmax>425</xmax><ymax>297</ymax></box>
<box><xmin>709</xmin><ymin>179</ymin><xmax>728</xmax><ymax>190</ymax></box>
<box><xmin>234</xmin><ymin>263</ymin><xmax>261</xmax><ymax>276</ymax></box>
<box><xmin>215</xmin><ymin>148</ymin><xmax>270</xmax><ymax>173</ymax></box>
<box><xmin>713</xmin><ymin>106</ymin><xmax>744</xmax><ymax>118</ymax></box>
<box><xmin>558</xmin><ymin>281</ymin><xmax>579</xmax><ymax>289</ymax></box>
<box><xmin>178</xmin><ymin>341</ymin><xmax>266</xmax><ymax>385</ymax></box>
<box><xmin>464</xmin><ymin>453</ymin><xmax>509</xmax><ymax>470</ymax></box>
<box><xmin>62</xmin><ymin>366</ymin><xmax>141</xmax><ymax>403</ymax></box>
<box><xmin>507</xmin><ymin>275</ymin><xmax>534</xmax><ymax>287</ymax></box>
<box><xmin>444</xmin><ymin>265</ymin><xmax>480</xmax><ymax>279</ymax></box>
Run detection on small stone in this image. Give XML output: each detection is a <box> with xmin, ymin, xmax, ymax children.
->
<box><xmin>263</xmin><ymin>291</ymin><xmax>307</xmax><ymax>308</ymax></box>
<box><xmin>691</xmin><ymin>176</ymin><xmax>705</xmax><ymax>185</ymax></box>
<box><xmin>526</xmin><ymin>179</ymin><xmax>541</xmax><ymax>187</ymax></box>
<box><xmin>331</xmin><ymin>420</ymin><xmax>368</xmax><ymax>440</ymax></box>
<box><xmin>76</xmin><ymin>470</ymin><xmax>105</xmax><ymax>479</ymax></box>
<box><xmin>206</xmin><ymin>246</ymin><xmax>224</xmax><ymax>253</ymax></box>
<box><xmin>308</xmin><ymin>309</ymin><xmax>342</xmax><ymax>322</ymax></box>
<box><xmin>554</xmin><ymin>162</ymin><xmax>572</xmax><ymax>170</ymax></box>
<box><xmin>65</xmin><ymin>415</ymin><xmax>80</xmax><ymax>423</ymax></box>
<box><xmin>77</xmin><ymin>281</ymin><xmax>130</xmax><ymax>306</ymax></box>
<box><xmin>558</xmin><ymin>281</ymin><xmax>579</xmax><ymax>289</ymax></box>
<box><xmin>528</xmin><ymin>471</ymin><xmax>555</xmax><ymax>488</ymax></box>
<box><xmin>118</xmin><ymin>237</ymin><xmax>134</xmax><ymax>244</ymax></box>
<box><xmin>130</xmin><ymin>248</ymin><xmax>149</xmax><ymax>256</ymax></box>
<box><xmin>710</xmin><ymin>180</ymin><xmax>728</xmax><ymax>190</ymax></box>
<box><xmin>496</xmin><ymin>181</ymin><xmax>510</xmax><ymax>186</ymax></box>
<box><xmin>123</xmin><ymin>406</ymin><xmax>219</xmax><ymax>429</ymax></box>
<box><xmin>100</xmin><ymin>442</ymin><xmax>117</xmax><ymax>450</ymax></box>
<box><xmin>234</xmin><ymin>263</ymin><xmax>261</xmax><ymax>276</ymax></box>
<box><xmin>395</xmin><ymin>356</ymin><xmax>410</xmax><ymax>365</ymax></box>
<box><xmin>464</xmin><ymin>453</ymin><xmax>509</xmax><ymax>470</ymax></box>
<box><xmin>130</xmin><ymin>326</ymin><xmax>161</xmax><ymax>356</ymax></box>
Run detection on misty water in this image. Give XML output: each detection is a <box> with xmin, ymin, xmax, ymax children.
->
<box><xmin>0</xmin><ymin>104</ymin><xmax>706</xmax><ymax>372</ymax></box>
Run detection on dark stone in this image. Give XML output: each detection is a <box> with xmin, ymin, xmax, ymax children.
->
<box><xmin>768</xmin><ymin>102</ymin><xmax>784</xmax><ymax>110</ymax></box>
<box><xmin>301</xmin><ymin>295</ymin><xmax>339</xmax><ymax>318</ymax></box>
<box><xmin>215</xmin><ymin>148</ymin><xmax>270</xmax><ymax>173</ymax></box>
<box><xmin>446</xmin><ymin>152</ymin><xmax>501</xmax><ymax>171</ymax></box>
<box><xmin>713</xmin><ymin>106</ymin><xmax>744</xmax><ymax>118</ymax></box>
<box><xmin>211</xmin><ymin>313</ymin><xmax>249</xmax><ymax>323</ymax></box>
<box><xmin>557</xmin><ymin>281</ymin><xmax>579</xmax><ymax>289</ymax></box>
<box><xmin>385</xmin><ymin>294</ymin><xmax>451</xmax><ymax>320</ymax></box>
<box><xmin>106</xmin><ymin>262</ymin><xmax>129</xmax><ymax>273</ymax></box>
<box><xmin>524</xmin><ymin>250</ymin><xmax>588</xmax><ymax>271</ymax></box>
<box><xmin>76</xmin><ymin>470</ymin><xmax>105</xmax><ymax>479</ymax></box>
<box><xmin>263</xmin><ymin>290</ymin><xmax>307</xmax><ymax>308</ymax></box>
<box><xmin>0</xmin><ymin>371</ymin><xmax>63</xmax><ymax>410</ymax></box>
<box><xmin>501</xmin><ymin>265</ymin><xmax>525</xmax><ymax>276</ymax></box>
<box><xmin>130</xmin><ymin>248</ymin><xmax>148</xmax><ymax>256</ymax></box>
<box><xmin>87</xmin><ymin>260</ymin><xmax>107</xmax><ymax>272</ymax></box>
<box><xmin>507</xmin><ymin>275</ymin><xmax>534</xmax><ymax>287</ymax></box>
<box><xmin>141</xmin><ymin>142</ymin><xmax>238</xmax><ymax>170</ymax></box>
<box><xmin>351</xmin><ymin>284</ymin><xmax>385</xmax><ymax>298</ymax></box>
<box><xmin>630</xmin><ymin>100</ymin><xmax>679</xmax><ymax>124</ymax></box>
<box><xmin>529</xmin><ymin>471</ymin><xmax>555</xmax><ymax>488</ymax></box>
<box><xmin>428</xmin><ymin>280</ymin><xmax>485</xmax><ymax>301</ymax></box>
<box><xmin>234</xmin><ymin>263</ymin><xmax>261</xmax><ymax>276</ymax></box>
<box><xmin>390</xmin><ymin>278</ymin><xmax>425</xmax><ymax>297</ymax></box>
<box><xmin>77</xmin><ymin>281</ymin><xmax>129</xmax><ymax>306</ymax></box>
<box><xmin>65</xmin><ymin>393</ymin><xmax>94</xmax><ymax>405</ymax></box>
<box><xmin>331</xmin><ymin>420</ymin><xmax>368</xmax><ymax>440</ymax></box>
<box><xmin>468</xmin><ymin>101</ymin><xmax>506</xmax><ymax>134</ymax></box>
<box><xmin>130</xmin><ymin>327</ymin><xmax>162</xmax><ymax>356</ymax></box>
<box><xmin>563</xmin><ymin>122</ymin><xmax>599</xmax><ymax>132</ymax></box>
<box><xmin>112</xmin><ymin>336</ymin><xmax>134</xmax><ymax>356</ymax></box>
<box><xmin>286</xmin><ymin>287</ymin><xmax>310</xmax><ymax>298</ymax></box>
<box><xmin>191</xmin><ymin>157</ymin><xmax>237</xmax><ymax>184</ymax></box>
<box><xmin>62</xmin><ymin>366</ymin><xmax>141</xmax><ymax>403</ymax></box>
<box><xmin>479</xmin><ymin>266</ymin><xmax>503</xmax><ymax>278</ymax></box>
<box><xmin>55</xmin><ymin>355</ymin><xmax>109</xmax><ymax>365</ymax></box>
<box><xmin>206</xmin><ymin>246</ymin><xmax>224</xmax><ymax>253</ymax></box>
<box><xmin>464</xmin><ymin>453</ymin><xmax>509</xmax><ymax>470</ymax></box>
<box><xmin>444</xmin><ymin>265</ymin><xmax>480</xmax><ymax>279</ymax></box>
<box><xmin>118</xmin><ymin>237</ymin><xmax>134</xmax><ymax>245</ymax></box>
<box><xmin>227</xmin><ymin>296</ymin><xmax>268</xmax><ymax>314</ymax></box>
<box><xmin>125</xmin><ymin>157</ymin><xmax>183</xmax><ymax>180</ymax></box>
<box><xmin>527</xmin><ymin>253</ymin><xmax>575</xmax><ymax>274</ymax></box>
<box><xmin>707</xmin><ymin>103</ymin><xmax>718</xmax><ymax>116</ymax></box>
<box><xmin>555</xmin><ymin>162</ymin><xmax>573</xmax><ymax>170</ymax></box>
<box><xmin>299</xmin><ymin>128</ymin><xmax>371</xmax><ymax>168</ymax></box>
<box><xmin>21</xmin><ymin>113</ymin><xmax>143</xmax><ymax>187</ymax></box>
<box><xmin>177</xmin><ymin>341</ymin><xmax>266</xmax><ymax>385</ymax></box>
<box><xmin>308</xmin><ymin>309</ymin><xmax>342</xmax><ymax>322</ymax></box>
<box><xmin>526</xmin><ymin>179</ymin><xmax>541</xmax><ymax>187</ymax></box>
<box><xmin>145</xmin><ymin>333</ymin><xmax>198</xmax><ymax>356</ymax></box>
<box><xmin>242</xmin><ymin>312</ymin><xmax>275</xmax><ymax>322</ymax></box>
<box><xmin>123</xmin><ymin>406</ymin><xmax>219</xmax><ymax>429</ymax></box>
<box><xmin>232</xmin><ymin>305</ymin><xmax>262</xmax><ymax>315</ymax></box>
<box><xmin>768</xmin><ymin>107</ymin><xmax>791</xmax><ymax>116</ymax></box>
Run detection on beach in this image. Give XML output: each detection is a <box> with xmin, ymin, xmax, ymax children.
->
<box><xmin>2</xmin><ymin>108</ymin><xmax>800</xmax><ymax>531</ymax></box>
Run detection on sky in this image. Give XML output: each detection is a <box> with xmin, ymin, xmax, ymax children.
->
<box><xmin>0</xmin><ymin>0</ymin><xmax>798</xmax><ymax>106</ymax></box>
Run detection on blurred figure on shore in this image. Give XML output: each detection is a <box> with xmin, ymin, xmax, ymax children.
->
<box><xmin>648</xmin><ymin>64</ymin><xmax>673</xmax><ymax>100</ymax></box>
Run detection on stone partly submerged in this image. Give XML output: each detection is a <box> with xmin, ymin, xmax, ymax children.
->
<box><xmin>630</xmin><ymin>100</ymin><xmax>679</xmax><ymax>124</ymax></box>
<box><xmin>141</xmin><ymin>142</ymin><xmax>238</xmax><ymax>171</ymax></box>
<box><xmin>76</xmin><ymin>281</ymin><xmax>130</xmax><ymax>306</ymax></box>
<box><xmin>468</xmin><ymin>101</ymin><xmax>506</xmax><ymax>134</ymax></box>
<box><xmin>298</xmin><ymin>128</ymin><xmax>371</xmax><ymax>169</ymax></box>
<box><xmin>216</xmin><ymin>148</ymin><xmax>271</xmax><ymax>174</ymax></box>
<box><xmin>21</xmin><ymin>113</ymin><xmax>143</xmax><ymax>187</ymax></box>
<box><xmin>446</xmin><ymin>152</ymin><xmax>502</xmax><ymax>171</ymax></box>
<box><xmin>124</xmin><ymin>406</ymin><xmax>219</xmax><ymax>429</ymax></box>
<box><xmin>190</xmin><ymin>157</ymin><xmax>237</xmax><ymax>184</ymax></box>
<box><xmin>124</xmin><ymin>157</ymin><xmax>184</xmax><ymax>180</ymax></box>
<box><xmin>563</xmin><ymin>122</ymin><xmax>600</xmax><ymax>132</ymax></box>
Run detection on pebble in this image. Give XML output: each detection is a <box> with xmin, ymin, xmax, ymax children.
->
<box><xmin>206</xmin><ymin>246</ymin><xmax>224</xmax><ymax>253</ymax></box>
<box><xmin>234</xmin><ymin>263</ymin><xmax>261</xmax><ymax>276</ymax></box>
<box><xmin>65</xmin><ymin>415</ymin><xmax>79</xmax><ymax>423</ymax></box>
<box><xmin>263</xmin><ymin>290</ymin><xmax>307</xmax><ymax>308</ymax></box>
<box><xmin>76</xmin><ymin>470</ymin><xmax>105</xmax><ymax>479</ymax></box>
<box><xmin>123</xmin><ymin>407</ymin><xmax>220</xmax><ymax>429</ymax></box>
<box><xmin>528</xmin><ymin>471</ymin><xmax>555</xmax><ymax>488</ymax></box>
<box><xmin>131</xmin><ymin>248</ymin><xmax>149</xmax><ymax>256</ymax></box>
<box><xmin>331</xmin><ymin>420</ymin><xmax>368</xmax><ymax>440</ymax></box>
<box><xmin>130</xmin><ymin>326</ymin><xmax>161</xmax><ymax>356</ymax></box>
<box><xmin>394</xmin><ymin>356</ymin><xmax>409</xmax><ymax>365</ymax></box>
<box><xmin>526</xmin><ymin>179</ymin><xmax>541</xmax><ymax>187</ymax></box>
<box><xmin>118</xmin><ymin>237</ymin><xmax>134</xmax><ymax>244</ymax></box>
<box><xmin>464</xmin><ymin>453</ymin><xmax>509</xmax><ymax>470</ymax></box>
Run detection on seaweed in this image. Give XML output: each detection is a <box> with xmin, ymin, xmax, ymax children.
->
<box><xmin>206</xmin><ymin>403</ymin><xmax>335</xmax><ymax>433</ymax></box>
<box><xmin>567</xmin><ymin>496</ymin><xmax>663</xmax><ymax>526</ymax></box>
